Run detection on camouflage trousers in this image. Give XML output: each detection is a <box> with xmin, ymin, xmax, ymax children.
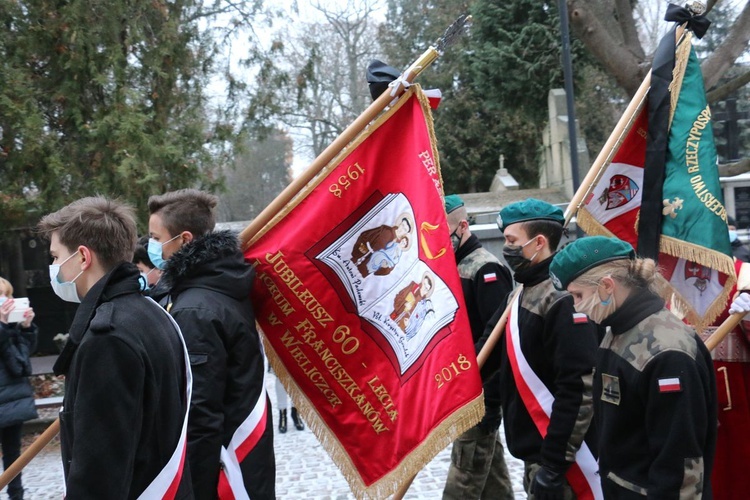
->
<box><xmin>442</xmin><ymin>425</ymin><xmax>514</xmax><ymax>500</ymax></box>
<box><xmin>523</xmin><ymin>462</ymin><xmax>576</xmax><ymax>500</ymax></box>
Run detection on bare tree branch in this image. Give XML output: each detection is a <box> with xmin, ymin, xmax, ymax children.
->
<box><xmin>568</xmin><ymin>0</ymin><xmax>647</xmax><ymax>96</ymax></box>
<box><xmin>702</xmin><ymin>0</ymin><xmax>750</xmax><ymax>90</ymax></box>
<box><xmin>707</xmin><ymin>69</ymin><xmax>750</xmax><ymax>103</ymax></box>
<box><xmin>614</xmin><ymin>0</ymin><xmax>645</xmax><ymax>59</ymax></box>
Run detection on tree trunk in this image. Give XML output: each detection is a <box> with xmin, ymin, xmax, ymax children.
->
<box><xmin>702</xmin><ymin>1</ymin><xmax>750</xmax><ymax>91</ymax></box>
<box><xmin>568</xmin><ymin>0</ymin><xmax>646</xmax><ymax>97</ymax></box>
<box><xmin>718</xmin><ymin>158</ymin><xmax>750</xmax><ymax>178</ymax></box>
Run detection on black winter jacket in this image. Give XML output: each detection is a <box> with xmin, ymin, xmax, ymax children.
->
<box><xmin>477</xmin><ymin>257</ymin><xmax>599</xmax><ymax>473</ymax></box>
<box><xmin>596</xmin><ymin>291</ymin><xmax>716</xmax><ymax>499</ymax></box>
<box><xmin>54</xmin><ymin>263</ymin><xmax>192</xmax><ymax>499</ymax></box>
<box><xmin>0</xmin><ymin>321</ymin><xmax>38</xmax><ymax>428</ymax></box>
<box><xmin>162</xmin><ymin>231</ymin><xmax>275</xmax><ymax>499</ymax></box>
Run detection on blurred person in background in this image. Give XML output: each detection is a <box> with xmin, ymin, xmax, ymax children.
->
<box><xmin>0</xmin><ymin>277</ymin><xmax>38</xmax><ymax>500</ymax></box>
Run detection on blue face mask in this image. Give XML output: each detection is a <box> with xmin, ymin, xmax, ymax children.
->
<box><xmin>729</xmin><ymin>230</ymin><xmax>738</xmax><ymax>243</ymax></box>
<box><xmin>49</xmin><ymin>251</ymin><xmax>83</xmax><ymax>303</ymax></box>
<box><xmin>148</xmin><ymin>235</ymin><xmax>180</xmax><ymax>270</ymax></box>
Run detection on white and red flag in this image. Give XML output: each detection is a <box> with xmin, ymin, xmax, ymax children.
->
<box><xmin>575</xmin><ymin>26</ymin><xmax>735</xmax><ymax>330</ymax></box>
<box><xmin>244</xmin><ymin>86</ymin><xmax>483</xmax><ymax>498</ymax></box>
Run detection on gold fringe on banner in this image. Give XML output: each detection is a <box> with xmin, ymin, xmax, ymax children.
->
<box><xmin>576</xmin><ymin>208</ymin><xmax>736</xmax><ymax>331</ymax></box>
<box><xmin>253</xmin><ymin>86</ymin><xmax>484</xmax><ymax>498</ymax></box>
<box><xmin>263</xmin><ymin>334</ymin><xmax>484</xmax><ymax>499</ymax></box>
<box><xmin>414</xmin><ymin>88</ymin><xmax>445</xmax><ymax>195</ymax></box>
<box><xmin>659</xmin><ymin>235</ymin><xmax>736</xmax><ymax>331</ymax></box>
<box><xmin>668</xmin><ymin>31</ymin><xmax>693</xmax><ymax>129</ymax></box>
<box><xmin>576</xmin><ymin>208</ymin><xmax>615</xmax><ymax>239</ymax></box>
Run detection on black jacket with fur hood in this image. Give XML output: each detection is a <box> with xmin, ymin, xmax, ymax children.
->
<box><xmin>161</xmin><ymin>230</ymin><xmax>275</xmax><ymax>499</ymax></box>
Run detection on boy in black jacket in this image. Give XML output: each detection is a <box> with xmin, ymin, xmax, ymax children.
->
<box><xmin>478</xmin><ymin>199</ymin><xmax>600</xmax><ymax>499</ymax></box>
<box><xmin>39</xmin><ymin>197</ymin><xmax>191</xmax><ymax>499</ymax></box>
<box><xmin>149</xmin><ymin>189</ymin><xmax>275</xmax><ymax>499</ymax></box>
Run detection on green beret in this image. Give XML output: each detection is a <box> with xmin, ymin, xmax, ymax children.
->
<box><xmin>496</xmin><ymin>198</ymin><xmax>564</xmax><ymax>231</ymax></box>
<box><xmin>549</xmin><ymin>236</ymin><xmax>635</xmax><ymax>290</ymax></box>
<box><xmin>444</xmin><ymin>194</ymin><xmax>465</xmax><ymax>214</ymax></box>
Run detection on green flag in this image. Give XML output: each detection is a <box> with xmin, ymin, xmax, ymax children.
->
<box><xmin>645</xmin><ymin>29</ymin><xmax>735</xmax><ymax>329</ymax></box>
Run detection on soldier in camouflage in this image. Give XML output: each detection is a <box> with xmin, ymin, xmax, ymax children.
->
<box><xmin>479</xmin><ymin>199</ymin><xmax>600</xmax><ymax>500</ymax></box>
<box><xmin>551</xmin><ymin>236</ymin><xmax>717</xmax><ymax>498</ymax></box>
<box><xmin>442</xmin><ymin>195</ymin><xmax>515</xmax><ymax>499</ymax></box>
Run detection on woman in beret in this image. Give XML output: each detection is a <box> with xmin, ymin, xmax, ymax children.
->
<box><xmin>549</xmin><ymin>236</ymin><xmax>717</xmax><ymax>499</ymax></box>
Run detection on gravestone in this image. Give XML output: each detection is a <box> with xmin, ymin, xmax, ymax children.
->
<box><xmin>540</xmin><ymin>88</ymin><xmax>590</xmax><ymax>198</ymax></box>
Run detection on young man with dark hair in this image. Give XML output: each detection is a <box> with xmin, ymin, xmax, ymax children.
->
<box><xmin>479</xmin><ymin>198</ymin><xmax>600</xmax><ymax>499</ymax></box>
<box><xmin>38</xmin><ymin>196</ymin><xmax>191</xmax><ymax>498</ymax></box>
<box><xmin>442</xmin><ymin>195</ymin><xmax>515</xmax><ymax>499</ymax></box>
<box><xmin>148</xmin><ymin>188</ymin><xmax>275</xmax><ymax>499</ymax></box>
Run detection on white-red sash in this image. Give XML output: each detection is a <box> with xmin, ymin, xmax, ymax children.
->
<box><xmin>137</xmin><ymin>297</ymin><xmax>193</xmax><ymax>500</ymax></box>
<box><xmin>506</xmin><ymin>292</ymin><xmax>603</xmax><ymax>500</ymax></box>
<box><xmin>217</xmin><ymin>353</ymin><xmax>269</xmax><ymax>500</ymax></box>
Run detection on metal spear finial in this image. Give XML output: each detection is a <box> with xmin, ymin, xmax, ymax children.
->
<box><xmin>685</xmin><ymin>1</ymin><xmax>707</xmax><ymax>16</ymax></box>
<box><xmin>434</xmin><ymin>14</ymin><xmax>472</xmax><ymax>55</ymax></box>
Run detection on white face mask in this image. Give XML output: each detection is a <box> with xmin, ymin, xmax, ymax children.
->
<box><xmin>575</xmin><ymin>286</ymin><xmax>617</xmax><ymax>324</ymax></box>
<box><xmin>49</xmin><ymin>251</ymin><xmax>83</xmax><ymax>303</ymax></box>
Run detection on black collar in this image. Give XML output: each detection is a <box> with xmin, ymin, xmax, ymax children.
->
<box><xmin>455</xmin><ymin>234</ymin><xmax>482</xmax><ymax>264</ymax></box>
<box><xmin>53</xmin><ymin>262</ymin><xmax>140</xmax><ymax>375</ymax></box>
<box><xmin>602</xmin><ymin>290</ymin><xmax>664</xmax><ymax>335</ymax></box>
<box><xmin>513</xmin><ymin>254</ymin><xmax>555</xmax><ymax>287</ymax></box>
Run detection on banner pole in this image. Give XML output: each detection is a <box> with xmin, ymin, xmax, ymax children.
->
<box><xmin>564</xmin><ymin>25</ymin><xmax>691</xmax><ymax>228</ymax></box>
<box><xmin>476</xmin><ymin>288</ymin><xmax>521</xmax><ymax>370</ymax></box>
<box><xmin>239</xmin><ymin>47</ymin><xmax>439</xmax><ymax>249</ymax></box>
<box><xmin>705</xmin><ymin>313</ymin><xmax>744</xmax><ymax>351</ymax></box>
<box><xmin>0</xmin><ymin>418</ymin><xmax>60</xmax><ymax>490</ymax></box>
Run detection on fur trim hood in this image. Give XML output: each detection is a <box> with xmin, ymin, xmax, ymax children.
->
<box><xmin>161</xmin><ymin>230</ymin><xmax>254</xmax><ymax>299</ymax></box>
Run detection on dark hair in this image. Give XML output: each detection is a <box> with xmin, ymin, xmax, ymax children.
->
<box><xmin>38</xmin><ymin>197</ymin><xmax>137</xmax><ymax>269</ymax></box>
<box><xmin>148</xmin><ymin>189</ymin><xmax>217</xmax><ymax>236</ymax></box>
<box><xmin>521</xmin><ymin>219</ymin><xmax>563</xmax><ymax>250</ymax></box>
<box><xmin>133</xmin><ymin>237</ymin><xmax>154</xmax><ymax>269</ymax></box>
<box><xmin>400</xmin><ymin>217</ymin><xmax>412</xmax><ymax>233</ymax></box>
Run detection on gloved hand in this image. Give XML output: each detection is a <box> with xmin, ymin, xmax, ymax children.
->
<box><xmin>531</xmin><ymin>466</ymin><xmax>566</xmax><ymax>500</ymax></box>
<box><xmin>729</xmin><ymin>292</ymin><xmax>750</xmax><ymax>319</ymax></box>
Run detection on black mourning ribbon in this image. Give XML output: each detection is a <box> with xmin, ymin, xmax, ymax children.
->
<box><xmin>665</xmin><ymin>3</ymin><xmax>711</xmax><ymax>39</ymax></box>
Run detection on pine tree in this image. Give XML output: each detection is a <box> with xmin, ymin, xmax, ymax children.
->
<box><xmin>0</xmin><ymin>0</ymin><xmax>249</xmax><ymax>229</ymax></box>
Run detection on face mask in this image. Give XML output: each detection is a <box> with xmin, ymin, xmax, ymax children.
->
<box><xmin>148</xmin><ymin>235</ymin><xmax>180</xmax><ymax>270</ymax></box>
<box><xmin>450</xmin><ymin>229</ymin><xmax>462</xmax><ymax>253</ymax></box>
<box><xmin>0</xmin><ymin>297</ymin><xmax>6</xmax><ymax>306</ymax></box>
<box><xmin>575</xmin><ymin>287</ymin><xmax>617</xmax><ymax>324</ymax></box>
<box><xmin>502</xmin><ymin>238</ymin><xmax>538</xmax><ymax>272</ymax></box>
<box><xmin>49</xmin><ymin>251</ymin><xmax>83</xmax><ymax>304</ymax></box>
<box><xmin>729</xmin><ymin>230</ymin><xmax>738</xmax><ymax>243</ymax></box>
<box><xmin>139</xmin><ymin>273</ymin><xmax>150</xmax><ymax>292</ymax></box>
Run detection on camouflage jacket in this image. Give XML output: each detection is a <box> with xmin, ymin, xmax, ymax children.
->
<box><xmin>595</xmin><ymin>291</ymin><xmax>717</xmax><ymax>499</ymax></box>
<box><xmin>455</xmin><ymin>234</ymin><xmax>512</xmax><ymax>428</ymax></box>
<box><xmin>455</xmin><ymin>234</ymin><xmax>513</xmax><ymax>343</ymax></box>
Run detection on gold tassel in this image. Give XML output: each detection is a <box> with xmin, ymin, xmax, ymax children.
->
<box><xmin>262</xmin><ymin>332</ymin><xmax>484</xmax><ymax>499</ymax></box>
<box><xmin>668</xmin><ymin>31</ymin><xmax>693</xmax><ymax>129</ymax></box>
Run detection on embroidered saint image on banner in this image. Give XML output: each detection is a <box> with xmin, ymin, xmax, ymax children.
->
<box><xmin>313</xmin><ymin>192</ymin><xmax>459</xmax><ymax>375</ymax></box>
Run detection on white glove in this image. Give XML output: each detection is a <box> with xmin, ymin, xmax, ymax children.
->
<box><xmin>729</xmin><ymin>292</ymin><xmax>750</xmax><ymax>319</ymax></box>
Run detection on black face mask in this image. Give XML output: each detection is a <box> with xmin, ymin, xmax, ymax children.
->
<box><xmin>502</xmin><ymin>239</ymin><xmax>537</xmax><ymax>272</ymax></box>
<box><xmin>450</xmin><ymin>229</ymin><xmax>462</xmax><ymax>253</ymax></box>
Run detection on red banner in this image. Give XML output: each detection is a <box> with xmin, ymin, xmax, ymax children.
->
<box><xmin>577</xmin><ymin>103</ymin><xmax>732</xmax><ymax>330</ymax></box>
<box><xmin>244</xmin><ymin>87</ymin><xmax>483</xmax><ymax>497</ymax></box>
